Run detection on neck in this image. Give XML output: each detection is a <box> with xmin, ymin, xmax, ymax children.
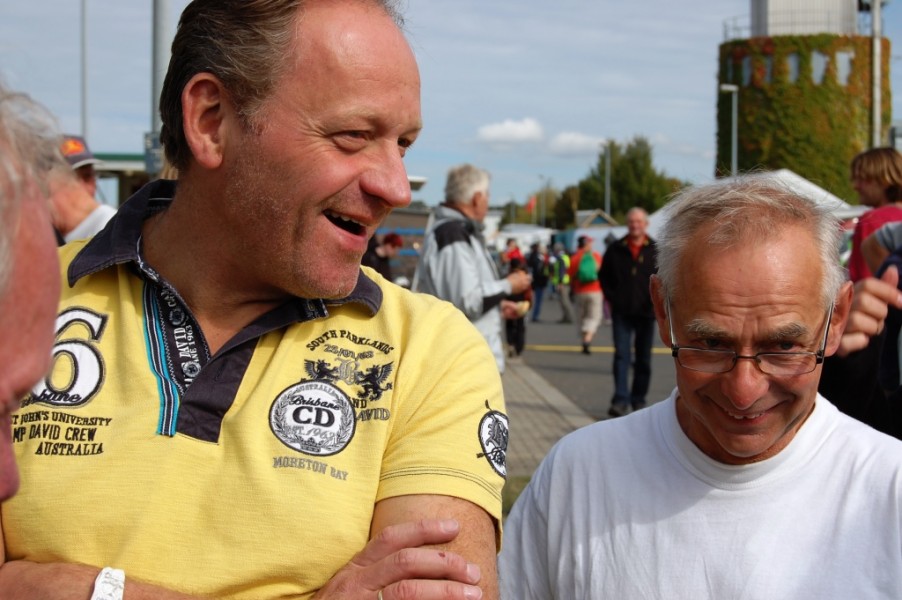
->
<box><xmin>50</xmin><ymin>180</ymin><xmax>100</xmax><ymax>235</ymax></box>
<box><xmin>445</xmin><ymin>202</ymin><xmax>477</xmax><ymax>221</ymax></box>
<box><xmin>141</xmin><ymin>187</ymin><xmax>285</xmax><ymax>354</ymax></box>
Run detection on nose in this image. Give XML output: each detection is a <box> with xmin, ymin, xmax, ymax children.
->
<box><xmin>720</xmin><ymin>356</ymin><xmax>769</xmax><ymax>411</ymax></box>
<box><xmin>360</xmin><ymin>143</ymin><xmax>412</xmax><ymax>209</ymax></box>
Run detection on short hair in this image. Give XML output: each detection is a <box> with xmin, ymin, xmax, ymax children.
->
<box><xmin>626</xmin><ymin>206</ymin><xmax>648</xmax><ymax>221</ymax></box>
<box><xmin>851</xmin><ymin>147</ymin><xmax>902</xmax><ymax>201</ymax></box>
<box><xmin>444</xmin><ymin>164</ymin><xmax>490</xmax><ymax>205</ymax></box>
<box><xmin>0</xmin><ymin>82</ymin><xmax>65</xmax><ymax>297</ymax></box>
<box><xmin>656</xmin><ymin>175</ymin><xmax>845</xmax><ymax>310</ymax></box>
<box><xmin>160</xmin><ymin>0</ymin><xmax>405</xmax><ymax>172</ymax></box>
<box><xmin>381</xmin><ymin>232</ymin><xmax>403</xmax><ymax>248</ymax></box>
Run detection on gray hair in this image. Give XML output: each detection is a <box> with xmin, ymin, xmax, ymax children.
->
<box><xmin>160</xmin><ymin>0</ymin><xmax>405</xmax><ymax>171</ymax></box>
<box><xmin>656</xmin><ymin>175</ymin><xmax>846</xmax><ymax>310</ymax></box>
<box><xmin>0</xmin><ymin>82</ymin><xmax>65</xmax><ymax>296</ymax></box>
<box><xmin>444</xmin><ymin>163</ymin><xmax>490</xmax><ymax>205</ymax></box>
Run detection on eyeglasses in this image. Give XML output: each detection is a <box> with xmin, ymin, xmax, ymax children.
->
<box><xmin>667</xmin><ymin>300</ymin><xmax>833</xmax><ymax>377</ymax></box>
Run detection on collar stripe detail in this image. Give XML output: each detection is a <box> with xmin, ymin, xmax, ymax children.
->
<box><xmin>143</xmin><ymin>282</ymin><xmax>180</xmax><ymax>437</ymax></box>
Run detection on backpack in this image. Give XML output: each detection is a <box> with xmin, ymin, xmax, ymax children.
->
<box><xmin>576</xmin><ymin>251</ymin><xmax>598</xmax><ymax>283</ymax></box>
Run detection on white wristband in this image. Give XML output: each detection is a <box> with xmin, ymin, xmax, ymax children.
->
<box><xmin>91</xmin><ymin>567</ymin><xmax>125</xmax><ymax>600</ymax></box>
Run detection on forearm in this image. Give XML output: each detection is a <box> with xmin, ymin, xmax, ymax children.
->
<box><xmin>0</xmin><ymin>561</ymin><xmax>204</xmax><ymax>600</ymax></box>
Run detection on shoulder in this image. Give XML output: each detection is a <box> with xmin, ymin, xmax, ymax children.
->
<box><xmin>816</xmin><ymin>397</ymin><xmax>902</xmax><ymax>471</ymax></box>
<box><xmin>374</xmin><ymin>271</ymin><xmax>478</xmax><ymax>327</ymax></box>
<box><xmin>432</xmin><ymin>219</ymin><xmax>474</xmax><ymax>250</ymax></box>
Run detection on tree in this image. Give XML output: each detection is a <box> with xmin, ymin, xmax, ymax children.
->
<box><xmin>554</xmin><ymin>185</ymin><xmax>580</xmax><ymax>227</ymax></box>
<box><xmin>577</xmin><ymin>136</ymin><xmax>686</xmax><ymax>221</ymax></box>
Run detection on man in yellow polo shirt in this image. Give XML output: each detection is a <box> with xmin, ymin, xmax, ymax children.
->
<box><xmin>1</xmin><ymin>2</ymin><xmax>506</xmax><ymax>599</ymax></box>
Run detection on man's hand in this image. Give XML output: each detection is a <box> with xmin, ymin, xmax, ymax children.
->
<box><xmin>838</xmin><ymin>265</ymin><xmax>902</xmax><ymax>357</ymax></box>
<box><xmin>312</xmin><ymin>519</ymin><xmax>483</xmax><ymax>600</ymax></box>
<box><xmin>500</xmin><ymin>300</ymin><xmax>520</xmax><ymax>320</ymax></box>
<box><xmin>506</xmin><ymin>271</ymin><xmax>531</xmax><ymax>295</ymax></box>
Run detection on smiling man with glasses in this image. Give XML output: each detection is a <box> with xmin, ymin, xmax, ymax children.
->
<box><xmin>500</xmin><ymin>176</ymin><xmax>902</xmax><ymax>599</ymax></box>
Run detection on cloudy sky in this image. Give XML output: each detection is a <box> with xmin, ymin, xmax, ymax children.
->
<box><xmin>2</xmin><ymin>1</ymin><xmax>900</xmax><ymax>206</ymax></box>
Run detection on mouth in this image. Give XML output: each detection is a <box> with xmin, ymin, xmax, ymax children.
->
<box><xmin>325</xmin><ymin>210</ymin><xmax>367</xmax><ymax>237</ymax></box>
<box><xmin>723</xmin><ymin>408</ymin><xmax>767</xmax><ymax>421</ymax></box>
<box><xmin>718</xmin><ymin>401</ymin><xmax>772</xmax><ymax>422</ymax></box>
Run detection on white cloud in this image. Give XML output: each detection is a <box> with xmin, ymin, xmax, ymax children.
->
<box><xmin>477</xmin><ymin>117</ymin><xmax>544</xmax><ymax>144</ymax></box>
<box><xmin>549</xmin><ymin>132</ymin><xmax>607</xmax><ymax>157</ymax></box>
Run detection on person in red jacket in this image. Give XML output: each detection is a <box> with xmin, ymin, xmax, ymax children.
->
<box><xmin>847</xmin><ymin>147</ymin><xmax>902</xmax><ymax>282</ymax></box>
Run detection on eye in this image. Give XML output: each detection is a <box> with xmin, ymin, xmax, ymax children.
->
<box><xmin>700</xmin><ymin>338</ymin><xmax>727</xmax><ymax>350</ymax></box>
<box><xmin>766</xmin><ymin>340</ymin><xmax>800</xmax><ymax>352</ymax></box>
<box><xmin>398</xmin><ymin>136</ymin><xmax>416</xmax><ymax>158</ymax></box>
<box><xmin>334</xmin><ymin>131</ymin><xmax>369</xmax><ymax>151</ymax></box>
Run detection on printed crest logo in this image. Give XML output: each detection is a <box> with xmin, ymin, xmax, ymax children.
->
<box><xmin>477</xmin><ymin>402</ymin><xmax>509</xmax><ymax>478</ymax></box>
<box><xmin>270</xmin><ymin>381</ymin><xmax>356</xmax><ymax>456</ymax></box>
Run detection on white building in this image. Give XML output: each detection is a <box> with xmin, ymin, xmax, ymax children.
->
<box><xmin>750</xmin><ymin>0</ymin><xmax>859</xmax><ymax>36</ymax></box>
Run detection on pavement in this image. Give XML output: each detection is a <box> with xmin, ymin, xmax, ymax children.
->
<box><xmin>500</xmin><ymin>293</ymin><xmax>676</xmax><ymax>478</ymax></box>
<box><xmin>502</xmin><ymin>357</ymin><xmax>596</xmax><ymax>478</ymax></box>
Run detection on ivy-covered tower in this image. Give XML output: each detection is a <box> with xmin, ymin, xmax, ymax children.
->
<box><xmin>716</xmin><ymin>0</ymin><xmax>891</xmax><ymax>200</ymax></box>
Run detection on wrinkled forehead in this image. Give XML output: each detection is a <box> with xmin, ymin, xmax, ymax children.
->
<box><xmin>671</xmin><ymin>224</ymin><xmax>824</xmax><ymax>308</ymax></box>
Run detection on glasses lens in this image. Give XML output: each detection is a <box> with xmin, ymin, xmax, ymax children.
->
<box><xmin>676</xmin><ymin>348</ymin><xmax>817</xmax><ymax>376</ymax></box>
<box><xmin>676</xmin><ymin>348</ymin><xmax>735</xmax><ymax>373</ymax></box>
<box><xmin>757</xmin><ymin>353</ymin><xmax>817</xmax><ymax>376</ymax></box>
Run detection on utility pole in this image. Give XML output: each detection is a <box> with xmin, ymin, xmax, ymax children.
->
<box><xmin>604</xmin><ymin>141</ymin><xmax>612</xmax><ymax>216</ymax></box>
<box><xmin>146</xmin><ymin>0</ymin><xmax>172</xmax><ymax>176</ymax></box>
<box><xmin>152</xmin><ymin>0</ymin><xmax>170</xmax><ymax>135</ymax></box>
<box><xmin>81</xmin><ymin>0</ymin><xmax>88</xmax><ymax>138</ymax></box>
<box><xmin>872</xmin><ymin>0</ymin><xmax>883</xmax><ymax>147</ymax></box>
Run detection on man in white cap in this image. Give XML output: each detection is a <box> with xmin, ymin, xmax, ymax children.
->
<box><xmin>52</xmin><ymin>134</ymin><xmax>116</xmax><ymax>244</ymax></box>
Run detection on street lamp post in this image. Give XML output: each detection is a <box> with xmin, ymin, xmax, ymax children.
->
<box><xmin>81</xmin><ymin>0</ymin><xmax>88</xmax><ymax>138</ymax></box>
<box><xmin>604</xmin><ymin>141</ymin><xmax>611</xmax><ymax>216</ymax></box>
<box><xmin>872</xmin><ymin>0</ymin><xmax>883</xmax><ymax>147</ymax></box>
<box><xmin>719</xmin><ymin>83</ymin><xmax>739</xmax><ymax>176</ymax></box>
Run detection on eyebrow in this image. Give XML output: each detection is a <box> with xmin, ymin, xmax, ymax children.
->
<box><xmin>684</xmin><ymin>319</ymin><xmax>809</xmax><ymax>342</ymax></box>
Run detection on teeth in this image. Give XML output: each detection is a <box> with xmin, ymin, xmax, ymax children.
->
<box><xmin>326</xmin><ymin>210</ymin><xmax>363</xmax><ymax>226</ymax></box>
<box><xmin>726</xmin><ymin>410</ymin><xmax>764</xmax><ymax>420</ymax></box>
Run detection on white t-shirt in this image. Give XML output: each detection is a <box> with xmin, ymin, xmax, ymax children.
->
<box><xmin>500</xmin><ymin>390</ymin><xmax>902</xmax><ymax>599</ymax></box>
<box><xmin>65</xmin><ymin>203</ymin><xmax>117</xmax><ymax>243</ymax></box>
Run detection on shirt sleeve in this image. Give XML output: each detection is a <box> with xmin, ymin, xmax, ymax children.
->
<box><xmin>378</xmin><ymin>298</ymin><xmax>507</xmax><ymax>529</ymax></box>
<box><xmin>499</xmin><ymin>451</ymin><xmax>554</xmax><ymax>599</ymax></box>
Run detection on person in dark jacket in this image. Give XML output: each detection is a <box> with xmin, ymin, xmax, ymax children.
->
<box><xmin>599</xmin><ymin>207</ymin><xmax>657</xmax><ymax>416</ymax></box>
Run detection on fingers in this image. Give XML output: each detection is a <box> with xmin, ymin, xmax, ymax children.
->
<box><xmin>854</xmin><ymin>269</ymin><xmax>902</xmax><ymax>313</ymax></box>
<box><xmin>375</xmin><ymin>548</ymin><xmax>481</xmax><ymax>595</ymax></box>
<box><xmin>843</xmin><ymin>297</ymin><xmax>888</xmax><ymax>337</ymax></box>
<box><xmin>499</xmin><ymin>301</ymin><xmax>519</xmax><ymax>320</ymax></box>
<box><xmin>316</xmin><ymin>519</ymin><xmax>482</xmax><ymax>600</ymax></box>
<box><xmin>381</xmin><ymin>577</ymin><xmax>484</xmax><ymax>600</ymax></box>
<box><xmin>880</xmin><ymin>265</ymin><xmax>902</xmax><ymax>307</ymax></box>
<box><xmin>837</xmin><ymin>330</ymin><xmax>873</xmax><ymax>357</ymax></box>
<box><xmin>353</xmin><ymin>519</ymin><xmax>461</xmax><ymax>569</ymax></box>
<box><xmin>836</xmin><ymin>273</ymin><xmax>901</xmax><ymax>357</ymax></box>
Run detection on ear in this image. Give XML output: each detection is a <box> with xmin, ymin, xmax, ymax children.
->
<box><xmin>650</xmin><ymin>275</ymin><xmax>671</xmax><ymax>347</ymax></box>
<box><xmin>825</xmin><ymin>280</ymin><xmax>854</xmax><ymax>357</ymax></box>
<box><xmin>181</xmin><ymin>73</ymin><xmax>229</xmax><ymax>170</ymax></box>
